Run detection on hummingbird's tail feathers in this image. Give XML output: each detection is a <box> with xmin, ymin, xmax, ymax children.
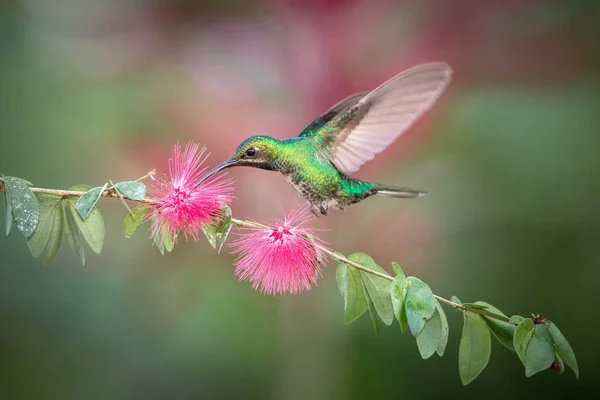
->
<box><xmin>375</xmin><ymin>185</ymin><xmax>426</xmax><ymax>199</ymax></box>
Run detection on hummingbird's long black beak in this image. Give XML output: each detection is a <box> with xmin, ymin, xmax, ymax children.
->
<box><xmin>195</xmin><ymin>158</ymin><xmax>238</xmax><ymax>186</ymax></box>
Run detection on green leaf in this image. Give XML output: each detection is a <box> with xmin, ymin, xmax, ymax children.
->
<box><xmin>123</xmin><ymin>205</ymin><xmax>149</xmax><ymax>238</ymax></box>
<box><xmin>524</xmin><ymin>324</ymin><xmax>555</xmax><ymax>377</ymax></box>
<box><xmin>547</xmin><ymin>322</ymin><xmax>579</xmax><ymax>378</ymax></box>
<box><xmin>391</xmin><ymin>262</ymin><xmax>404</xmax><ymax>277</ymax></box>
<box><xmin>399</xmin><ymin>299</ymin><xmax>409</xmax><ymax>334</ymax></box>
<box><xmin>76</xmin><ymin>183</ymin><xmax>107</xmax><ymax>219</ymax></box>
<box><xmin>451</xmin><ymin>296</ymin><xmax>462</xmax><ymax>305</ymax></box>
<box><xmin>43</xmin><ymin>207</ymin><xmax>64</xmax><ymax>265</ymax></box>
<box><xmin>514</xmin><ymin>318</ymin><xmax>535</xmax><ymax>364</ymax></box>
<box><xmin>459</xmin><ymin>312</ymin><xmax>492</xmax><ymax>385</ymax></box>
<box><xmin>202</xmin><ymin>206</ymin><xmax>233</xmax><ymax>254</ymax></box>
<box><xmin>2</xmin><ymin>176</ymin><xmax>39</xmax><ymax>237</ymax></box>
<box><xmin>475</xmin><ymin>301</ymin><xmax>516</xmax><ymax>352</ymax></box>
<box><xmin>164</xmin><ymin>230</ymin><xmax>175</xmax><ymax>252</ymax></box>
<box><xmin>26</xmin><ymin>194</ymin><xmax>62</xmax><ymax>258</ymax></box>
<box><xmin>68</xmin><ymin>199</ymin><xmax>105</xmax><ymax>254</ymax></box>
<box><xmin>436</xmin><ymin>302</ymin><xmax>449</xmax><ymax>356</ymax></box>
<box><xmin>554</xmin><ymin>351</ymin><xmax>565</xmax><ymax>374</ymax></box>
<box><xmin>62</xmin><ymin>202</ymin><xmax>85</xmax><ymax>265</ymax></box>
<box><xmin>336</xmin><ymin>262</ymin><xmax>368</xmax><ymax>324</ymax></box>
<box><xmin>362</xmin><ymin>280</ymin><xmax>383</xmax><ymax>335</ymax></box>
<box><xmin>4</xmin><ymin>190</ymin><xmax>12</xmax><ymax>236</ymax></box>
<box><xmin>510</xmin><ymin>315</ymin><xmax>526</xmax><ymax>325</ymax></box>
<box><xmin>416</xmin><ymin>300</ymin><xmax>449</xmax><ymax>359</ymax></box>
<box><xmin>114</xmin><ymin>181</ymin><xmax>146</xmax><ymax>201</ymax></box>
<box><xmin>347</xmin><ymin>253</ymin><xmax>393</xmax><ymax>326</ymax></box>
<box><xmin>390</xmin><ymin>274</ymin><xmax>407</xmax><ymax>328</ymax></box>
<box><xmin>404</xmin><ymin>277</ymin><xmax>436</xmax><ymax>337</ymax></box>
<box><xmin>154</xmin><ymin>231</ymin><xmax>165</xmax><ymax>255</ymax></box>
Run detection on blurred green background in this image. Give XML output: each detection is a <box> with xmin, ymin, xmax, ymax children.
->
<box><xmin>1</xmin><ymin>0</ymin><xmax>599</xmax><ymax>398</ymax></box>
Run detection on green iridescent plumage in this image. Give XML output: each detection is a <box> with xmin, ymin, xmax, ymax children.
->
<box><xmin>197</xmin><ymin>63</ymin><xmax>453</xmax><ymax>216</ymax></box>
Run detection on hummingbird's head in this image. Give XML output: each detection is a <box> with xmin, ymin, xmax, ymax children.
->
<box><xmin>195</xmin><ymin>135</ymin><xmax>281</xmax><ymax>185</ymax></box>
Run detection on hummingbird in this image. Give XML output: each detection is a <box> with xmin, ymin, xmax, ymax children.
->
<box><xmin>196</xmin><ymin>62</ymin><xmax>452</xmax><ymax>216</ymax></box>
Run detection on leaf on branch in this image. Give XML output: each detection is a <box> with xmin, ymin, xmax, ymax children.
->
<box><xmin>348</xmin><ymin>253</ymin><xmax>394</xmax><ymax>326</ymax></box>
<box><xmin>26</xmin><ymin>188</ymin><xmax>106</xmax><ymax>266</ymax></box>
<box><xmin>43</xmin><ymin>206</ymin><xmax>64</xmax><ymax>265</ymax></box>
<box><xmin>76</xmin><ymin>183</ymin><xmax>108</xmax><ymax>219</ymax></box>
<box><xmin>152</xmin><ymin>222</ymin><xmax>175</xmax><ymax>255</ymax></box>
<box><xmin>63</xmin><ymin>202</ymin><xmax>86</xmax><ymax>265</ymax></box>
<box><xmin>416</xmin><ymin>300</ymin><xmax>449</xmax><ymax>359</ymax></box>
<box><xmin>513</xmin><ymin>318</ymin><xmax>535</xmax><ymax>364</ymax></box>
<box><xmin>451</xmin><ymin>296</ymin><xmax>462</xmax><ymax>305</ymax></box>
<box><xmin>459</xmin><ymin>312</ymin><xmax>491</xmax><ymax>385</ymax></box>
<box><xmin>404</xmin><ymin>277</ymin><xmax>436</xmax><ymax>337</ymax></box>
<box><xmin>391</xmin><ymin>262</ymin><xmax>404</xmax><ymax>277</ymax></box>
<box><xmin>26</xmin><ymin>194</ymin><xmax>62</xmax><ymax>260</ymax></box>
<box><xmin>1</xmin><ymin>176</ymin><xmax>39</xmax><ymax>237</ymax></box>
<box><xmin>362</xmin><ymin>279</ymin><xmax>383</xmax><ymax>335</ymax></box>
<box><xmin>547</xmin><ymin>321</ymin><xmax>579</xmax><ymax>378</ymax></box>
<box><xmin>336</xmin><ymin>262</ymin><xmax>368</xmax><ymax>324</ymax></box>
<box><xmin>554</xmin><ymin>350</ymin><xmax>566</xmax><ymax>375</ymax></box>
<box><xmin>202</xmin><ymin>206</ymin><xmax>233</xmax><ymax>254</ymax></box>
<box><xmin>510</xmin><ymin>315</ymin><xmax>526</xmax><ymax>325</ymax></box>
<box><xmin>67</xmin><ymin>197</ymin><xmax>105</xmax><ymax>255</ymax></box>
<box><xmin>524</xmin><ymin>324</ymin><xmax>555</xmax><ymax>378</ymax></box>
<box><xmin>475</xmin><ymin>301</ymin><xmax>516</xmax><ymax>352</ymax></box>
<box><xmin>390</xmin><ymin>274</ymin><xmax>408</xmax><ymax>333</ymax></box>
<box><xmin>114</xmin><ymin>181</ymin><xmax>147</xmax><ymax>201</ymax></box>
<box><xmin>123</xmin><ymin>205</ymin><xmax>150</xmax><ymax>238</ymax></box>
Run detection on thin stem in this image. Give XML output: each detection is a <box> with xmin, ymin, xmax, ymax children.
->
<box><xmin>0</xmin><ymin>176</ymin><xmax>512</xmax><ymax>325</ymax></box>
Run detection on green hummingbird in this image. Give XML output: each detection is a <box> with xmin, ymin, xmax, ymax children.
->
<box><xmin>197</xmin><ymin>62</ymin><xmax>452</xmax><ymax>216</ymax></box>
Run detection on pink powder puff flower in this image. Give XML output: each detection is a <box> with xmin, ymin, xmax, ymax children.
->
<box><xmin>231</xmin><ymin>206</ymin><xmax>327</xmax><ymax>295</ymax></box>
<box><xmin>149</xmin><ymin>141</ymin><xmax>234</xmax><ymax>244</ymax></box>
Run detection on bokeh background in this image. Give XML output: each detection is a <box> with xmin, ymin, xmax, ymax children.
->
<box><xmin>1</xmin><ymin>0</ymin><xmax>599</xmax><ymax>398</ymax></box>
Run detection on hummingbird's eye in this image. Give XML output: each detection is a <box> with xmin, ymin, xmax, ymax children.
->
<box><xmin>246</xmin><ymin>148</ymin><xmax>257</xmax><ymax>157</ymax></box>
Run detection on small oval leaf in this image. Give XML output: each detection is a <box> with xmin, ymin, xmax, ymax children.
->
<box><xmin>362</xmin><ymin>280</ymin><xmax>383</xmax><ymax>335</ymax></box>
<box><xmin>123</xmin><ymin>205</ymin><xmax>149</xmax><ymax>238</ymax></box>
<box><xmin>43</xmin><ymin>208</ymin><xmax>64</xmax><ymax>265</ymax></box>
<box><xmin>26</xmin><ymin>194</ymin><xmax>62</xmax><ymax>258</ymax></box>
<box><xmin>63</xmin><ymin>202</ymin><xmax>85</xmax><ymax>265</ymax></box>
<box><xmin>525</xmin><ymin>324</ymin><xmax>555</xmax><ymax>377</ymax></box>
<box><xmin>416</xmin><ymin>300</ymin><xmax>448</xmax><ymax>359</ymax></box>
<box><xmin>202</xmin><ymin>206</ymin><xmax>233</xmax><ymax>254</ymax></box>
<box><xmin>348</xmin><ymin>253</ymin><xmax>393</xmax><ymax>326</ymax></box>
<box><xmin>336</xmin><ymin>262</ymin><xmax>368</xmax><ymax>324</ymax></box>
<box><xmin>391</xmin><ymin>274</ymin><xmax>407</xmax><ymax>327</ymax></box>
<box><xmin>2</xmin><ymin>176</ymin><xmax>40</xmax><ymax>237</ymax></box>
<box><xmin>547</xmin><ymin>322</ymin><xmax>579</xmax><ymax>378</ymax></box>
<box><xmin>69</xmin><ymin>200</ymin><xmax>105</xmax><ymax>254</ymax></box>
<box><xmin>514</xmin><ymin>318</ymin><xmax>535</xmax><ymax>364</ymax></box>
<box><xmin>405</xmin><ymin>277</ymin><xmax>436</xmax><ymax>337</ymax></box>
<box><xmin>76</xmin><ymin>183</ymin><xmax>107</xmax><ymax>219</ymax></box>
<box><xmin>459</xmin><ymin>313</ymin><xmax>491</xmax><ymax>385</ymax></box>
<box><xmin>114</xmin><ymin>181</ymin><xmax>147</xmax><ymax>201</ymax></box>
<box><xmin>391</xmin><ymin>262</ymin><xmax>404</xmax><ymax>278</ymax></box>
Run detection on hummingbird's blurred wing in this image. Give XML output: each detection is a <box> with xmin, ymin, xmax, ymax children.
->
<box><xmin>298</xmin><ymin>92</ymin><xmax>369</xmax><ymax>138</ymax></box>
<box><xmin>323</xmin><ymin>63</ymin><xmax>452</xmax><ymax>175</ymax></box>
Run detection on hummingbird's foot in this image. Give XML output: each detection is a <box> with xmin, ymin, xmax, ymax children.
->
<box><xmin>309</xmin><ymin>204</ymin><xmax>328</xmax><ymax>217</ymax></box>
